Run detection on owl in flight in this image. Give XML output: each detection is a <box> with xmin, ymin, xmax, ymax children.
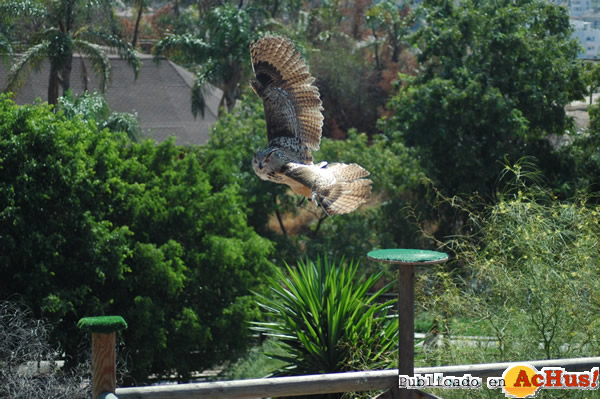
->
<box><xmin>250</xmin><ymin>36</ymin><xmax>372</xmax><ymax>215</ymax></box>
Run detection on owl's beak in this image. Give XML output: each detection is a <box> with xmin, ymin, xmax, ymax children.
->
<box><xmin>258</xmin><ymin>162</ymin><xmax>263</xmax><ymax>169</ymax></box>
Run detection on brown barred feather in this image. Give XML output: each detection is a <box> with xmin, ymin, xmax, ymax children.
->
<box><xmin>320</xmin><ymin>179</ymin><xmax>372</xmax><ymax>215</ymax></box>
<box><xmin>319</xmin><ymin>164</ymin><xmax>371</xmax><ymax>214</ymax></box>
<box><xmin>326</xmin><ymin>163</ymin><xmax>370</xmax><ymax>181</ymax></box>
<box><xmin>250</xmin><ymin>36</ymin><xmax>372</xmax><ymax>216</ymax></box>
<box><xmin>250</xmin><ymin>36</ymin><xmax>323</xmax><ymax>151</ymax></box>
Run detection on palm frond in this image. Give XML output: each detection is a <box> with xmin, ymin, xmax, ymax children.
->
<box><xmin>14</xmin><ymin>28</ymin><xmax>60</xmax><ymax>61</ymax></box>
<box><xmin>73</xmin><ymin>39</ymin><xmax>110</xmax><ymax>92</ymax></box>
<box><xmin>102</xmin><ymin>111</ymin><xmax>142</xmax><ymax>142</ymax></box>
<box><xmin>76</xmin><ymin>28</ymin><xmax>140</xmax><ymax>79</ymax></box>
<box><xmin>191</xmin><ymin>71</ymin><xmax>212</xmax><ymax>119</ymax></box>
<box><xmin>5</xmin><ymin>41</ymin><xmax>49</xmax><ymax>92</ymax></box>
<box><xmin>33</xmin><ymin>27</ymin><xmax>61</xmax><ymax>43</ymax></box>
<box><xmin>153</xmin><ymin>34</ymin><xmax>210</xmax><ymax>64</ymax></box>
<box><xmin>0</xmin><ymin>0</ymin><xmax>46</xmax><ymax>18</ymax></box>
<box><xmin>0</xmin><ymin>31</ymin><xmax>14</xmax><ymax>66</ymax></box>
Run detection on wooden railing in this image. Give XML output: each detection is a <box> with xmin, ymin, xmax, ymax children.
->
<box><xmin>114</xmin><ymin>357</ymin><xmax>600</xmax><ymax>399</ymax></box>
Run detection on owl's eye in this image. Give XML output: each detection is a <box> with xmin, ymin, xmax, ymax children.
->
<box><xmin>264</xmin><ymin>158</ymin><xmax>270</xmax><ymax>163</ymax></box>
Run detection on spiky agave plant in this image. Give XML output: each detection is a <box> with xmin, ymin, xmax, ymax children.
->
<box><xmin>253</xmin><ymin>257</ymin><xmax>398</xmax><ymax>376</ymax></box>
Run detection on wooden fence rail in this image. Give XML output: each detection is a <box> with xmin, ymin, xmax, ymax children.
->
<box><xmin>115</xmin><ymin>356</ymin><xmax>600</xmax><ymax>399</ymax></box>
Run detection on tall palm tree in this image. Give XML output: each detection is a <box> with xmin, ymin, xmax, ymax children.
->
<box><xmin>0</xmin><ymin>30</ymin><xmax>13</xmax><ymax>66</ymax></box>
<box><xmin>131</xmin><ymin>0</ymin><xmax>149</xmax><ymax>48</ymax></box>
<box><xmin>3</xmin><ymin>0</ymin><xmax>140</xmax><ymax>105</ymax></box>
<box><xmin>154</xmin><ymin>5</ymin><xmax>252</xmax><ymax>117</ymax></box>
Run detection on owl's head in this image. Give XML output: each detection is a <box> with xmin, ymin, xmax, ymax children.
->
<box><xmin>252</xmin><ymin>148</ymin><xmax>286</xmax><ymax>180</ymax></box>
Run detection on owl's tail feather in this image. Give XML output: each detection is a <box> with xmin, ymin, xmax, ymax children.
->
<box><xmin>314</xmin><ymin>163</ymin><xmax>372</xmax><ymax>215</ymax></box>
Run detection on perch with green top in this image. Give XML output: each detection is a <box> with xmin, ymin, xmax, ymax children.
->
<box><xmin>78</xmin><ymin>316</ymin><xmax>127</xmax><ymax>399</ymax></box>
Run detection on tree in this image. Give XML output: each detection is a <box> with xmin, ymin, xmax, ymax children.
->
<box><xmin>383</xmin><ymin>0</ymin><xmax>586</xmax><ymax>198</ymax></box>
<box><xmin>549</xmin><ymin>103</ymin><xmax>600</xmax><ymax>198</ymax></box>
<box><xmin>250</xmin><ymin>0</ymin><xmax>303</xmax><ymax>21</ymax></box>
<box><xmin>154</xmin><ymin>5</ymin><xmax>253</xmax><ymax>117</ymax></box>
<box><xmin>3</xmin><ymin>0</ymin><xmax>140</xmax><ymax>105</ymax></box>
<box><xmin>309</xmin><ymin>34</ymin><xmax>386</xmax><ymax>137</ymax></box>
<box><xmin>366</xmin><ymin>0</ymin><xmax>413</xmax><ymax>64</ymax></box>
<box><xmin>582</xmin><ymin>61</ymin><xmax>600</xmax><ymax>105</ymax></box>
<box><xmin>131</xmin><ymin>0</ymin><xmax>150</xmax><ymax>48</ymax></box>
<box><xmin>0</xmin><ymin>96</ymin><xmax>274</xmax><ymax>383</ymax></box>
<box><xmin>0</xmin><ymin>28</ymin><xmax>13</xmax><ymax>66</ymax></box>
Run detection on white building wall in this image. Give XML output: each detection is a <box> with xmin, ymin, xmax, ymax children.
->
<box><xmin>572</xmin><ymin>20</ymin><xmax>600</xmax><ymax>58</ymax></box>
<box><xmin>570</xmin><ymin>0</ymin><xmax>593</xmax><ymax>16</ymax></box>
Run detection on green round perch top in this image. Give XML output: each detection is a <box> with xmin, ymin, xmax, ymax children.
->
<box><xmin>367</xmin><ymin>249</ymin><xmax>448</xmax><ymax>265</ymax></box>
<box><xmin>78</xmin><ymin>316</ymin><xmax>127</xmax><ymax>334</ymax></box>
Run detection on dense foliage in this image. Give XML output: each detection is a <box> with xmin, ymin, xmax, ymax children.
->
<box><xmin>58</xmin><ymin>91</ymin><xmax>142</xmax><ymax>141</ymax></box>
<box><xmin>551</xmin><ymin>103</ymin><xmax>600</xmax><ymax>197</ymax></box>
<box><xmin>0</xmin><ymin>96</ymin><xmax>273</xmax><ymax>383</ymax></box>
<box><xmin>419</xmin><ymin>165</ymin><xmax>600</xmax><ymax>398</ymax></box>
<box><xmin>384</xmin><ymin>0</ymin><xmax>586</xmax><ymax>198</ymax></box>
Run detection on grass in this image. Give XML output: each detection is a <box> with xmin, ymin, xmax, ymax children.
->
<box><xmin>415</xmin><ymin>311</ymin><xmax>434</xmax><ymax>333</ymax></box>
<box><xmin>415</xmin><ymin>312</ymin><xmax>494</xmax><ymax>337</ymax></box>
<box><xmin>219</xmin><ymin>339</ymin><xmax>288</xmax><ymax>380</ymax></box>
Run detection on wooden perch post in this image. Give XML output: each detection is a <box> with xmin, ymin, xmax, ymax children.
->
<box><xmin>368</xmin><ymin>249</ymin><xmax>448</xmax><ymax>399</ymax></box>
<box><xmin>78</xmin><ymin>316</ymin><xmax>127</xmax><ymax>399</ymax></box>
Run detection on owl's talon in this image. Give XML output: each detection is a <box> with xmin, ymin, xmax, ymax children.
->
<box><xmin>310</xmin><ymin>191</ymin><xmax>319</xmax><ymax>204</ymax></box>
<box><xmin>310</xmin><ymin>192</ymin><xmax>330</xmax><ymax>216</ymax></box>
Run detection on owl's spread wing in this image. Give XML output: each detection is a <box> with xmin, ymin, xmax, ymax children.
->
<box><xmin>280</xmin><ymin>163</ymin><xmax>320</xmax><ymax>198</ymax></box>
<box><xmin>283</xmin><ymin>163</ymin><xmax>372</xmax><ymax>215</ymax></box>
<box><xmin>282</xmin><ymin>163</ymin><xmax>323</xmax><ymax>192</ymax></box>
<box><xmin>250</xmin><ymin>36</ymin><xmax>323</xmax><ymax>151</ymax></box>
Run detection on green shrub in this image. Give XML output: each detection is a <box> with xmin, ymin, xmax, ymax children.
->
<box><xmin>0</xmin><ymin>96</ymin><xmax>274</xmax><ymax>383</ymax></box>
<box><xmin>418</xmin><ymin>162</ymin><xmax>600</xmax><ymax>397</ymax></box>
<box><xmin>253</xmin><ymin>257</ymin><xmax>398</xmax><ymax>377</ymax></box>
<box><xmin>58</xmin><ymin>91</ymin><xmax>141</xmax><ymax>141</ymax></box>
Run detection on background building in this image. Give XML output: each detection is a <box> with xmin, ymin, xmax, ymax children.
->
<box><xmin>0</xmin><ymin>53</ymin><xmax>222</xmax><ymax>145</ymax></box>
